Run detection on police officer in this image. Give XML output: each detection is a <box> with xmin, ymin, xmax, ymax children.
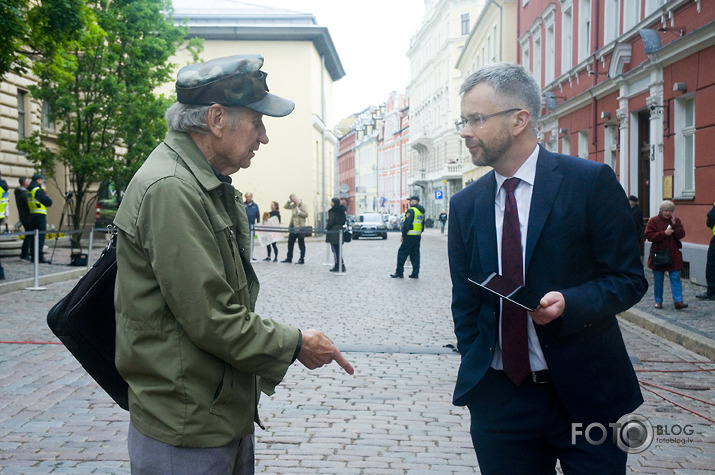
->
<box><xmin>27</xmin><ymin>174</ymin><xmax>53</xmax><ymax>263</ymax></box>
<box><xmin>391</xmin><ymin>195</ymin><xmax>426</xmax><ymax>279</ymax></box>
<box><xmin>0</xmin><ymin>170</ymin><xmax>8</xmax><ymax>280</ymax></box>
<box><xmin>14</xmin><ymin>177</ymin><xmax>32</xmax><ymax>260</ymax></box>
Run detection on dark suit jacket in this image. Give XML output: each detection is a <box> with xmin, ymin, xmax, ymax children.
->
<box><xmin>448</xmin><ymin>146</ymin><xmax>646</xmax><ymax>424</ymax></box>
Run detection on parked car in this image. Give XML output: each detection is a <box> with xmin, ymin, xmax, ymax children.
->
<box><xmin>352</xmin><ymin>213</ymin><xmax>388</xmax><ymax>239</ymax></box>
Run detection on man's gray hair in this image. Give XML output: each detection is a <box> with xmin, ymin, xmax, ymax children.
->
<box><xmin>165</xmin><ymin>103</ymin><xmax>243</xmax><ymax>133</ymax></box>
<box><xmin>459</xmin><ymin>62</ymin><xmax>542</xmax><ymax>132</ymax></box>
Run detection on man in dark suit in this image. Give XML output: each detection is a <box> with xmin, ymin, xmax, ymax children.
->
<box><xmin>448</xmin><ymin>63</ymin><xmax>647</xmax><ymax>474</ymax></box>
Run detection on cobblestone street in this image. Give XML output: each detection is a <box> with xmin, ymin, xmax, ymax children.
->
<box><xmin>0</xmin><ymin>229</ymin><xmax>713</xmax><ymax>473</ymax></box>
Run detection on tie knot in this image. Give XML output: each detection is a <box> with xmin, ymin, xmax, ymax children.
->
<box><xmin>503</xmin><ymin>177</ymin><xmax>520</xmax><ymax>193</ymax></box>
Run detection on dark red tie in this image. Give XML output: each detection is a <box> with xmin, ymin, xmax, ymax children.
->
<box><xmin>501</xmin><ymin>177</ymin><xmax>530</xmax><ymax>385</ymax></box>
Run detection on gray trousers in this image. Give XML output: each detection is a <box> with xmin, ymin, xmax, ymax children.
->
<box><xmin>128</xmin><ymin>423</ymin><xmax>254</xmax><ymax>475</ymax></box>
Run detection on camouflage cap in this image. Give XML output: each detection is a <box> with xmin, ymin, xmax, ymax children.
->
<box><xmin>176</xmin><ymin>54</ymin><xmax>295</xmax><ymax>117</ymax></box>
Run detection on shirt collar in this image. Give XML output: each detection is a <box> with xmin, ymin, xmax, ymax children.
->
<box><xmin>494</xmin><ymin>144</ymin><xmax>540</xmax><ymax>192</ymax></box>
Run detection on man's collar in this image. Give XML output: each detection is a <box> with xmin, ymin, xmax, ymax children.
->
<box><xmin>494</xmin><ymin>144</ymin><xmax>540</xmax><ymax>191</ymax></box>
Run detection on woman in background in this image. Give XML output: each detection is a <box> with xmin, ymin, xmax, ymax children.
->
<box><xmin>263</xmin><ymin>201</ymin><xmax>281</xmax><ymax>262</ymax></box>
<box><xmin>645</xmin><ymin>200</ymin><xmax>688</xmax><ymax>310</ymax></box>
<box><xmin>326</xmin><ymin>197</ymin><xmax>347</xmax><ymax>272</ymax></box>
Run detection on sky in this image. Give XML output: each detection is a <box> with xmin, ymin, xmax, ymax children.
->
<box><xmin>253</xmin><ymin>1</ymin><xmax>426</xmax><ymax>121</ymax></box>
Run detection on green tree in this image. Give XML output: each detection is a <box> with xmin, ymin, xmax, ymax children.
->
<box><xmin>18</xmin><ymin>0</ymin><xmax>201</xmax><ymax>240</ymax></box>
<box><xmin>0</xmin><ymin>0</ymin><xmax>85</xmax><ymax>80</ymax></box>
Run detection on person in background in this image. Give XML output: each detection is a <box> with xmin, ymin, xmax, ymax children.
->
<box><xmin>113</xmin><ymin>54</ymin><xmax>353</xmax><ymax>475</ymax></box>
<box><xmin>282</xmin><ymin>194</ymin><xmax>309</xmax><ymax>264</ymax></box>
<box><xmin>439</xmin><ymin>210</ymin><xmax>448</xmax><ymax>234</ymax></box>
<box><xmin>27</xmin><ymin>173</ymin><xmax>53</xmax><ymax>264</ymax></box>
<box><xmin>244</xmin><ymin>192</ymin><xmax>260</xmax><ymax>227</ymax></box>
<box><xmin>326</xmin><ymin>197</ymin><xmax>347</xmax><ymax>272</ymax></box>
<box><xmin>263</xmin><ymin>201</ymin><xmax>281</xmax><ymax>262</ymax></box>
<box><xmin>14</xmin><ymin>177</ymin><xmax>33</xmax><ymax>261</ymax></box>
<box><xmin>629</xmin><ymin>195</ymin><xmax>645</xmax><ymax>256</ymax></box>
<box><xmin>390</xmin><ymin>195</ymin><xmax>424</xmax><ymax>279</ymax></box>
<box><xmin>696</xmin><ymin>202</ymin><xmax>715</xmax><ymax>300</ymax></box>
<box><xmin>645</xmin><ymin>200</ymin><xmax>688</xmax><ymax>310</ymax></box>
<box><xmin>449</xmin><ymin>62</ymin><xmax>646</xmax><ymax>473</ymax></box>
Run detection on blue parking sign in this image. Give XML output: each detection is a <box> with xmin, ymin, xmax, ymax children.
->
<box><xmin>435</xmin><ymin>190</ymin><xmax>443</xmax><ymax>200</ymax></box>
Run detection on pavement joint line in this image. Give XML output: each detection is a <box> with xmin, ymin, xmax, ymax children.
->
<box><xmin>619</xmin><ymin>308</ymin><xmax>715</xmax><ymax>361</ymax></box>
<box><xmin>340</xmin><ymin>344</ymin><xmax>459</xmax><ymax>355</ymax></box>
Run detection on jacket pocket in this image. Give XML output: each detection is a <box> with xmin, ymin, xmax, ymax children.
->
<box><xmin>210</xmin><ymin>363</ymin><xmax>234</xmax><ymax>415</ymax></box>
<box><xmin>208</xmin><ymin>213</ymin><xmax>247</xmax><ymax>293</ymax></box>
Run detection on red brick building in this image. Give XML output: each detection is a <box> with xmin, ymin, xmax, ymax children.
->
<box><xmin>377</xmin><ymin>92</ymin><xmax>411</xmax><ymax>216</ymax></box>
<box><xmin>337</xmin><ymin>130</ymin><xmax>356</xmax><ymax>214</ymax></box>
<box><xmin>519</xmin><ymin>0</ymin><xmax>715</xmax><ymax>284</ymax></box>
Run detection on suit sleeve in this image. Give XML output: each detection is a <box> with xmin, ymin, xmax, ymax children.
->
<box><xmin>448</xmin><ymin>197</ymin><xmax>485</xmax><ymax>356</ymax></box>
<box><xmin>557</xmin><ymin>165</ymin><xmax>648</xmax><ymax>336</ymax></box>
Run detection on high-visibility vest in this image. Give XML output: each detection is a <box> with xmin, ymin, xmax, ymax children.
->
<box><xmin>28</xmin><ymin>186</ymin><xmax>48</xmax><ymax>215</ymax></box>
<box><xmin>406</xmin><ymin>207</ymin><xmax>424</xmax><ymax>235</ymax></box>
<box><xmin>0</xmin><ymin>186</ymin><xmax>8</xmax><ymax>219</ymax></box>
<box><xmin>0</xmin><ymin>186</ymin><xmax>10</xmax><ymax>219</ymax></box>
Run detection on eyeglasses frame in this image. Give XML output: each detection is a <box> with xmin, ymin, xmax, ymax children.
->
<box><xmin>455</xmin><ymin>108</ymin><xmax>522</xmax><ymax>132</ymax></box>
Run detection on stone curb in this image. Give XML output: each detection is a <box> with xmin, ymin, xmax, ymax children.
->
<box><xmin>0</xmin><ymin>268</ymin><xmax>86</xmax><ymax>295</ymax></box>
<box><xmin>619</xmin><ymin>308</ymin><xmax>715</xmax><ymax>361</ymax></box>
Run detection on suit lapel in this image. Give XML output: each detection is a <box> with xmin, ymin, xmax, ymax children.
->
<box><xmin>525</xmin><ymin>148</ymin><xmax>563</xmax><ymax>272</ymax></box>
<box><xmin>475</xmin><ymin>172</ymin><xmax>498</xmax><ymax>273</ymax></box>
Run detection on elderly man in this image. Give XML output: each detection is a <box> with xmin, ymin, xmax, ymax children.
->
<box><xmin>113</xmin><ymin>54</ymin><xmax>353</xmax><ymax>474</ymax></box>
<box><xmin>448</xmin><ymin>63</ymin><xmax>646</xmax><ymax>473</ymax></box>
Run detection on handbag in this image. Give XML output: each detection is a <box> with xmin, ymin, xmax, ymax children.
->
<box><xmin>46</xmin><ymin>226</ymin><xmax>128</xmax><ymax>410</ymax></box>
<box><xmin>651</xmin><ymin>247</ymin><xmax>672</xmax><ymax>269</ymax></box>
<box><xmin>342</xmin><ymin>227</ymin><xmax>352</xmax><ymax>243</ymax></box>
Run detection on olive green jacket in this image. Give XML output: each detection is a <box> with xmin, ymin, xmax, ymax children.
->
<box><xmin>114</xmin><ymin>130</ymin><xmax>300</xmax><ymax>447</ymax></box>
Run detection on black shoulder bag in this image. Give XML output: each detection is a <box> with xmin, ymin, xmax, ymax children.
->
<box><xmin>46</xmin><ymin>226</ymin><xmax>128</xmax><ymax>410</ymax></box>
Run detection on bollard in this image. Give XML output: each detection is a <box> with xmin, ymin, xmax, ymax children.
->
<box><xmin>27</xmin><ymin>229</ymin><xmax>47</xmax><ymax>291</ymax></box>
<box><xmin>87</xmin><ymin>228</ymin><xmax>95</xmax><ymax>271</ymax></box>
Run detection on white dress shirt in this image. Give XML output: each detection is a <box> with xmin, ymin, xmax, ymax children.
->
<box><xmin>490</xmin><ymin>144</ymin><xmax>548</xmax><ymax>372</ymax></box>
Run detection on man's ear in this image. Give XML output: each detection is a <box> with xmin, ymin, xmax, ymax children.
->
<box><xmin>511</xmin><ymin>109</ymin><xmax>532</xmax><ymax>137</ymax></box>
<box><xmin>206</xmin><ymin>104</ymin><xmax>227</xmax><ymax>138</ymax></box>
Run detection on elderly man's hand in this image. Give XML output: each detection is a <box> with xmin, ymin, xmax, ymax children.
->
<box><xmin>298</xmin><ymin>329</ymin><xmax>354</xmax><ymax>375</ymax></box>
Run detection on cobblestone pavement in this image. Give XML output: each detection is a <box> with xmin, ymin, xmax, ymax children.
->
<box><xmin>0</xmin><ymin>229</ymin><xmax>713</xmax><ymax>473</ymax></box>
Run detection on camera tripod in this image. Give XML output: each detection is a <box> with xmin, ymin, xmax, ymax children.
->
<box><xmin>50</xmin><ymin>192</ymin><xmax>76</xmax><ymax>263</ymax></box>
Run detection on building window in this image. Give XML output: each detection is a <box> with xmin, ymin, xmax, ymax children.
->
<box><xmin>520</xmin><ymin>37</ymin><xmax>530</xmax><ymax>72</ymax></box>
<box><xmin>604</xmin><ymin>0</ymin><xmax>620</xmax><ymax>45</ymax></box>
<box><xmin>461</xmin><ymin>14</ymin><xmax>470</xmax><ymax>35</ymax></box>
<box><xmin>17</xmin><ymin>90</ymin><xmax>28</xmax><ymax>140</ymax></box>
<box><xmin>545</xmin><ymin>19</ymin><xmax>555</xmax><ymax>84</ymax></box>
<box><xmin>561</xmin><ymin>1</ymin><xmax>573</xmax><ymax>73</ymax></box>
<box><xmin>604</xmin><ymin>123</ymin><xmax>617</xmax><ymax>171</ymax></box>
<box><xmin>533</xmin><ymin>31</ymin><xmax>542</xmax><ymax>89</ymax></box>
<box><xmin>674</xmin><ymin>97</ymin><xmax>695</xmax><ymax>197</ymax></box>
<box><xmin>623</xmin><ymin>0</ymin><xmax>640</xmax><ymax>32</ymax></box>
<box><xmin>578</xmin><ymin>0</ymin><xmax>591</xmax><ymax>62</ymax></box>
<box><xmin>41</xmin><ymin>101</ymin><xmax>56</xmax><ymax>132</ymax></box>
<box><xmin>644</xmin><ymin>0</ymin><xmax>664</xmax><ymax>17</ymax></box>
<box><xmin>578</xmin><ymin>130</ymin><xmax>589</xmax><ymax>159</ymax></box>
<box><xmin>561</xmin><ymin>134</ymin><xmax>571</xmax><ymax>155</ymax></box>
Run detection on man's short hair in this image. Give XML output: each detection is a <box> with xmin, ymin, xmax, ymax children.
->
<box><xmin>165</xmin><ymin>103</ymin><xmax>244</xmax><ymax>134</ymax></box>
<box><xmin>459</xmin><ymin>62</ymin><xmax>542</xmax><ymax>133</ymax></box>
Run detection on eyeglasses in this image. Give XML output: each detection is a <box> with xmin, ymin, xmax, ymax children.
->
<box><xmin>455</xmin><ymin>109</ymin><xmax>521</xmax><ymax>132</ymax></box>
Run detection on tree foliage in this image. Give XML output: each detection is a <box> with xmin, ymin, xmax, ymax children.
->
<box><xmin>17</xmin><ymin>0</ymin><xmax>201</xmax><ymax>235</ymax></box>
<box><xmin>0</xmin><ymin>0</ymin><xmax>85</xmax><ymax>80</ymax></box>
